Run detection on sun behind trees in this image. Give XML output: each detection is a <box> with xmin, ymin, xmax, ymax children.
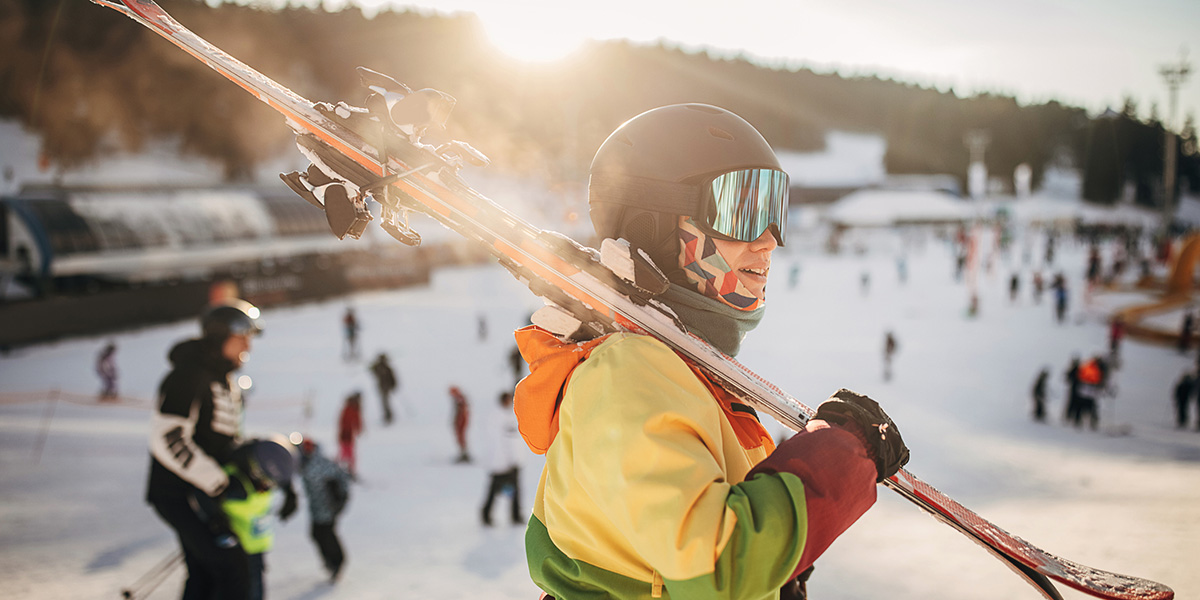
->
<box><xmin>2</xmin><ymin>0</ymin><xmax>1195</xmax><ymax>200</ymax></box>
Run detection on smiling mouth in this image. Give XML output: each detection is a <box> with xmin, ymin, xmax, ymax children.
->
<box><xmin>741</xmin><ymin>267</ymin><xmax>769</xmax><ymax>277</ymax></box>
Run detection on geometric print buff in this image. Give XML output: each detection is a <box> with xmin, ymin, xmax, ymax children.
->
<box><xmin>678</xmin><ymin>217</ymin><xmax>764</xmax><ymax>311</ymax></box>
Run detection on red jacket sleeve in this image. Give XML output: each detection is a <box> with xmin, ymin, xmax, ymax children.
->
<box><xmin>746</xmin><ymin>419</ymin><xmax>878</xmax><ymax>577</ymax></box>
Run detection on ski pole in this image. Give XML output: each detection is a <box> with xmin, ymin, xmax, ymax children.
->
<box><xmin>31</xmin><ymin>389</ymin><xmax>60</xmax><ymax>465</ymax></box>
<box><xmin>120</xmin><ymin>550</ymin><xmax>183</xmax><ymax>599</ymax></box>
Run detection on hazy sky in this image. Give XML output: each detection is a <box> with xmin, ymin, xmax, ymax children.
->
<box><xmin>271</xmin><ymin>0</ymin><xmax>1198</xmax><ymax>123</ymax></box>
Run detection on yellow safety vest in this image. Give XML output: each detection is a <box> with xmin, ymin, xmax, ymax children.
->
<box><xmin>222</xmin><ymin>469</ymin><xmax>275</xmax><ymax>554</ymax></box>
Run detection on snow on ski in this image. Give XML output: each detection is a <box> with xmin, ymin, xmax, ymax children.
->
<box><xmin>88</xmin><ymin>1</ymin><xmax>1173</xmax><ymax>598</ymax></box>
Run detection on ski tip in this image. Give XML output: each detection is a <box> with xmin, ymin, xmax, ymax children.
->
<box><xmin>1051</xmin><ymin>556</ymin><xmax>1174</xmax><ymax>600</ymax></box>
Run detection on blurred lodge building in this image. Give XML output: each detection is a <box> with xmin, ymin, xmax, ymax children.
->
<box><xmin>0</xmin><ymin>124</ymin><xmax>455</xmax><ymax>347</ymax></box>
<box><xmin>0</xmin><ymin>120</ymin><xmax>1192</xmax><ymax>347</ymax></box>
<box><xmin>0</xmin><ymin>182</ymin><xmax>441</xmax><ymax>347</ymax></box>
<box><xmin>782</xmin><ymin>130</ymin><xmax>961</xmax><ymax>204</ymax></box>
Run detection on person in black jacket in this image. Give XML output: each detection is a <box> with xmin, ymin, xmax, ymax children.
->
<box><xmin>1031</xmin><ymin>367</ymin><xmax>1050</xmax><ymax>422</ymax></box>
<box><xmin>145</xmin><ymin>299</ymin><xmax>262</xmax><ymax>600</ymax></box>
<box><xmin>368</xmin><ymin>353</ymin><xmax>398</xmax><ymax>425</ymax></box>
<box><xmin>1174</xmin><ymin>371</ymin><xmax>1195</xmax><ymax>429</ymax></box>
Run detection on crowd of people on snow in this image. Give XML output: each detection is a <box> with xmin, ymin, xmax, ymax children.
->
<box><xmin>1030</xmin><ymin>354</ymin><xmax>1111</xmax><ymax>430</ymax></box>
<box><xmin>137</xmin><ymin>296</ymin><xmax>534</xmax><ymax>599</ymax></box>
<box><xmin>117</xmin><ymin>99</ymin><xmax>1198</xmax><ymax>600</ymax></box>
<box><xmin>932</xmin><ymin>216</ymin><xmax>1199</xmax><ymax>438</ymax></box>
<box><xmin>1014</xmin><ymin>229</ymin><xmax>1200</xmax><ymax>435</ymax></box>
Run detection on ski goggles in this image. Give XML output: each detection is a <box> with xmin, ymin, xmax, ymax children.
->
<box><xmin>699</xmin><ymin>168</ymin><xmax>789</xmax><ymax>245</ymax></box>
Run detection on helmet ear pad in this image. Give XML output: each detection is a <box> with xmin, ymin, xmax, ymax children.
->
<box><xmin>590</xmin><ymin>203</ymin><xmax>684</xmax><ymax>284</ymax></box>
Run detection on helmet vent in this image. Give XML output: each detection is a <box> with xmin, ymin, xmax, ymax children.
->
<box><xmin>614</xmin><ymin>133</ymin><xmax>633</xmax><ymax>146</ymax></box>
<box><xmin>625</xmin><ymin>212</ymin><xmax>656</xmax><ymax>247</ymax></box>
<box><xmin>707</xmin><ymin>126</ymin><xmax>735</xmax><ymax>141</ymax></box>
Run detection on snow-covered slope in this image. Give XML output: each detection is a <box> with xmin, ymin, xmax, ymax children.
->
<box><xmin>0</xmin><ymin>227</ymin><xmax>1196</xmax><ymax>599</ymax></box>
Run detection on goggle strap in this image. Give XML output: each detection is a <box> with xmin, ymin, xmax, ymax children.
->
<box><xmin>588</xmin><ymin>174</ymin><xmax>702</xmax><ymax>215</ymax></box>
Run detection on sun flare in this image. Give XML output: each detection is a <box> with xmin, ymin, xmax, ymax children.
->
<box><xmin>478</xmin><ymin>16</ymin><xmax>585</xmax><ymax>63</ymax></box>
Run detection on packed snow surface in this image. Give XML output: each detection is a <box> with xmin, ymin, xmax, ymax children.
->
<box><xmin>1</xmin><ymin>227</ymin><xmax>1197</xmax><ymax>600</ymax></box>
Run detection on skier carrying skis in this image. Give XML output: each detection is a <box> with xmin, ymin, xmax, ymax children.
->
<box><xmin>512</xmin><ymin>105</ymin><xmax>909</xmax><ymax>600</ymax></box>
<box><xmin>144</xmin><ymin>299</ymin><xmax>263</xmax><ymax>600</ymax></box>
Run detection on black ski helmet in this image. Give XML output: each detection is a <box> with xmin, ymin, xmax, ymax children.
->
<box><xmin>201</xmin><ymin>299</ymin><xmax>263</xmax><ymax>341</ymax></box>
<box><xmin>235</xmin><ymin>436</ymin><xmax>296</xmax><ymax>488</ymax></box>
<box><xmin>588</xmin><ymin>104</ymin><xmax>784</xmax><ymax>275</ymax></box>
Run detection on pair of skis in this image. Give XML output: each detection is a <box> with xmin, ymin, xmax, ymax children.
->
<box><xmin>88</xmin><ymin>1</ymin><xmax>1172</xmax><ymax>598</ymax></box>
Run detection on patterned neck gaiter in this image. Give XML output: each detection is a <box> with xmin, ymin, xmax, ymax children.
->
<box><xmin>678</xmin><ymin>217</ymin><xmax>765</xmax><ymax>311</ymax></box>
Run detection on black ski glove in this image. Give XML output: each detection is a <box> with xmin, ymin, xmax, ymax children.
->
<box><xmin>279</xmin><ymin>483</ymin><xmax>298</xmax><ymax>522</ymax></box>
<box><xmin>189</xmin><ymin>490</ymin><xmax>237</xmax><ymax>547</ymax></box>
<box><xmin>780</xmin><ymin>565</ymin><xmax>815</xmax><ymax>600</ymax></box>
<box><xmin>814</xmin><ymin>389</ymin><xmax>910</xmax><ymax>482</ymax></box>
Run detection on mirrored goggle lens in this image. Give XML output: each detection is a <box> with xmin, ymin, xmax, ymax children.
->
<box><xmin>705</xmin><ymin>169</ymin><xmax>789</xmax><ymax>244</ymax></box>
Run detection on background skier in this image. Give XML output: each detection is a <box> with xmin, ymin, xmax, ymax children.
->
<box><xmin>368</xmin><ymin>352</ymin><xmax>398</xmax><ymax>425</ymax></box>
<box><xmin>96</xmin><ymin>341</ymin><xmax>118</xmax><ymax>400</ymax></box>
<box><xmin>144</xmin><ymin>299</ymin><xmax>262</xmax><ymax>600</ymax></box>
<box><xmin>507</xmin><ymin>344</ymin><xmax>524</xmax><ymax>388</ymax></box>
<box><xmin>449</xmin><ymin>386</ymin><xmax>470</xmax><ymax>463</ymax></box>
<box><xmin>513</xmin><ymin>104</ymin><xmax>908</xmax><ymax>600</ymax></box>
<box><xmin>1063</xmin><ymin>355</ymin><xmax>1082</xmax><ymax>424</ymax></box>
<box><xmin>1173</xmin><ymin>371</ymin><xmax>1195</xmax><ymax>429</ymax></box>
<box><xmin>1109</xmin><ymin>316</ymin><xmax>1125</xmax><ymax>366</ymax></box>
<box><xmin>337</xmin><ymin>392</ymin><xmax>363</xmax><ymax>477</ymax></box>
<box><xmin>1052</xmin><ymin>273</ymin><xmax>1068</xmax><ymax>324</ymax></box>
<box><xmin>296</xmin><ymin>437</ymin><xmax>353</xmax><ymax>582</ymax></box>
<box><xmin>1073</xmin><ymin>355</ymin><xmax>1106</xmax><ymax>430</ymax></box>
<box><xmin>479</xmin><ymin>391</ymin><xmax>522</xmax><ymax>526</ymax></box>
<box><xmin>883</xmin><ymin>330</ymin><xmax>898</xmax><ymax>381</ymax></box>
<box><xmin>1086</xmin><ymin>245</ymin><xmax>1102</xmax><ymax>288</ymax></box>
<box><xmin>1180</xmin><ymin>311</ymin><xmax>1195</xmax><ymax>354</ymax></box>
<box><xmin>342</xmin><ymin>307</ymin><xmax>360</xmax><ymax>360</ymax></box>
<box><xmin>1031</xmin><ymin>367</ymin><xmax>1050</xmax><ymax>422</ymax></box>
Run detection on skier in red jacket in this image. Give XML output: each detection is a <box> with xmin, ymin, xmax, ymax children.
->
<box><xmin>449</xmin><ymin>386</ymin><xmax>470</xmax><ymax>463</ymax></box>
<box><xmin>337</xmin><ymin>392</ymin><xmax>363</xmax><ymax>477</ymax></box>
